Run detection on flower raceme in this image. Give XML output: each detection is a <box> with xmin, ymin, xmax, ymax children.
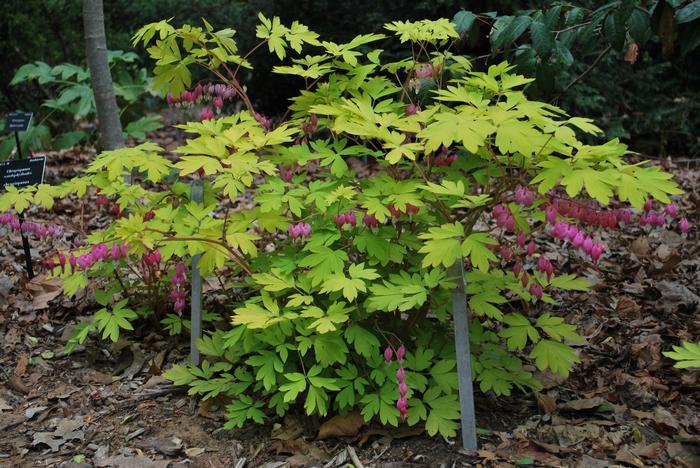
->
<box><xmin>384</xmin><ymin>345</ymin><xmax>408</xmax><ymax>422</ymax></box>
<box><xmin>171</xmin><ymin>263</ymin><xmax>187</xmax><ymax>315</ymax></box>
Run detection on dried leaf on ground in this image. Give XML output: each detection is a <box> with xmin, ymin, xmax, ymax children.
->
<box><xmin>316</xmin><ymin>412</ymin><xmax>364</xmax><ymax>439</ymax></box>
<box><xmin>26</xmin><ymin>274</ymin><xmax>62</xmax><ymax>310</ymax></box>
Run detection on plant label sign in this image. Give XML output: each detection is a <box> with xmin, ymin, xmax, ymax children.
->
<box><xmin>4</xmin><ymin>111</ymin><xmax>33</xmax><ymax>132</ymax></box>
<box><xmin>0</xmin><ymin>156</ymin><xmax>46</xmax><ymax>190</ymax></box>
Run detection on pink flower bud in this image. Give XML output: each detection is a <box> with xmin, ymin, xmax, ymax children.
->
<box><xmin>300</xmin><ymin>223</ymin><xmax>311</xmax><ymax>238</ymax></box>
<box><xmin>396</xmin><ymin>367</ymin><xmax>405</xmax><ymax>382</ymax></box>
<box><xmin>363</xmin><ymin>214</ymin><xmax>378</xmax><ymax>228</ymax></box>
<box><xmin>399</xmin><ymin>382</ymin><xmax>408</xmax><ymax>397</ymax></box>
<box><xmin>529</xmin><ymin>283</ymin><xmax>543</xmax><ymax>300</ymax></box>
<box><xmin>513</xmin><ymin>263</ymin><xmax>522</xmax><ymax>278</ymax></box>
<box><xmin>111</xmin><ymin>245</ymin><xmax>121</xmax><ymax>261</ymax></box>
<box><xmin>396</xmin><ymin>344</ymin><xmax>406</xmax><ymax>361</ymax></box>
<box><xmin>526</xmin><ymin>241</ymin><xmax>536</xmax><ymax>257</ymax></box>
<box><xmin>212</xmin><ymin>96</ymin><xmax>224</xmax><ymax>110</ymax></box>
<box><xmin>583</xmin><ymin>236</ymin><xmax>594</xmax><ymax>255</ymax></box>
<box><xmin>679</xmin><ymin>217</ymin><xmax>689</xmax><ymax>234</ymax></box>
<box><xmin>500</xmin><ymin>246</ymin><xmax>512</xmax><ymax>263</ymax></box>
<box><xmin>573</xmin><ymin>231</ymin><xmax>585</xmax><ymax>249</ymax></box>
<box><xmin>384</xmin><ymin>347</ymin><xmax>393</xmax><ymax>363</ymax></box>
<box><xmin>566</xmin><ymin>225</ymin><xmax>579</xmax><ymax>242</ymax></box>
<box><xmin>591</xmin><ymin>243</ymin><xmax>604</xmax><ymax>261</ymax></box>
<box><xmin>521</xmin><ymin>272</ymin><xmax>529</xmax><ymax>288</ymax></box>
<box><xmin>664</xmin><ymin>204</ymin><xmax>678</xmax><ymax>218</ymax></box>
<box><xmin>516</xmin><ymin>232</ymin><xmax>527</xmax><ymax>247</ymax></box>
<box><xmin>643</xmin><ymin>199</ymin><xmax>653</xmax><ymax>212</ymax></box>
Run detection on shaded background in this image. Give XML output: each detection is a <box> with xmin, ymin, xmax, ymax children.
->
<box><xmin>1</xmin><ymin>0</ymin><xmax>698</xmax><ymax>156</ymax></box>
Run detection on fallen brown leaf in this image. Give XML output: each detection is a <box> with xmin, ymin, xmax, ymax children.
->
<box><xmin>26</xmin><ymin>274</ymin><xmax>62</xmax><ymax>310</ymax></box>
<box><xmin>316</xmin><ymin>411</ymin><xmax>364</xmax><ymax>440</ymax></box>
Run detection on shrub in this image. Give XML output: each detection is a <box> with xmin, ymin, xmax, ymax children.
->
<box><xmin>0</xmin><ymin>14</ymin><xmax>686</xmax><ymax>437</ymax></box>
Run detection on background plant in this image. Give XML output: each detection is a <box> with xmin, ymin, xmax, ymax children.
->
<box><xmin>1</xmin><ymin>51</ymin><xmax>160</xmax><ymax>159</ymax></box>
<box><xmin>0</xmin><ymin>13</ymin><xmax>687</xmax><ymax>438</ymax></box>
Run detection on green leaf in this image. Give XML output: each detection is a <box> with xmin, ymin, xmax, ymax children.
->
<box><xmin>676</xmin><ymin>1</ymin><xmax>700</xmax><ymax>24</ymax></box>
<box><xmin>418</xmin><ymin>222</ymin><xmax>464</xmax><ymax>268</ymax></box>
<box><xmin>461</xmin><ymin>233</ymin><xmax>498</xmax><ymax>272</ymax></box>
<box><xmin>529</xmin><ymin>339</ymin><xmax>580</xmax><ymax>377</ymax></box>
<box><xmin>469</xmin><ymin>291</ymin><xmax>506</xmax><ymax>320</ymax></box>
<box><xmin>453</xmin><ymin>11</ymin><xmax>477</xmax><ymax>35</ymax></box>
<box><xmin>549</xmin><ymin>274</ymin><xmax>591</xmax><ymax>291</ymax></box>
<box><xmin>535</xmin><ymin>314</ymin><xmax>582</xmax><ymax>343</ymax></box>
<box><xmin>345</xmin><ymin>324</ymin><xmax>380</xmax><ymax>358</ymax></box>
<box><xmin>530</xmin><ymin>22</ymin><xmax>555</xmax><ymax>57</ymax></box>
<box><xmin>663</xmin><ymin>342</ymin><xmax>700</xmax><ymax>368</ymax></box>
<box><xmin>424</xmin><ymin>388</ymin><xmax>460</xmax><ymax>437</ymax></box>
<box><xmin>499</xmin><ymin>313</ymin><xmax>540</xmax><ymax>351</ymax></box>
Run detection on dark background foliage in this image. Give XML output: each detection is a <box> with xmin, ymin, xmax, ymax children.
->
<box><xmin>1</xmin><ymin>0</ymin><xmax>698</xmax><ymax>156</ymax></box>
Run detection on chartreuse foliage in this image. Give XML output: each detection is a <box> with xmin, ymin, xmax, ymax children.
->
<box><xmin>0</xmin><ymin>14</ymin><xmax>683</xmax><ymax>437</ymax></box>
<box><xmin>664</xmin><ymin>342</ymin><xmax>700</xmax><ymax>369</ymax></box>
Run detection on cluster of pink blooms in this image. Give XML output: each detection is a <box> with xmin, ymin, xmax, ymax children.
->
<box><xmin>550</xmin><ymin>221</ymin><xmax>605</xmax><ymax>261</ymax></box>
<box><xmin>333</xmin><ymin>211</ymin><xmax>357</xmax><ymax>228</ymax></box>
<box><xmin>384</xmin><ymin>345</ymin><xmax>408</xmax><ymax>422</ymax></box>
<box><xmin>61</xmin><ymin>242</ymin><xmax>130</xmax><ymax>273</ymax></box>
<box><xmin>288</xmin><ymin>222</ymin><xmax>311</xmax><ymax>244</ymax></box>
<box><xmin>387</xmin><ymin>203</ymin><xmax>420</xmax><ymax>218</ymax></box>
<box><xmin>167</xmin><ymin>83</ymin><xmax>236</xmax><ymax>110</ymax></box>
<box><xmin>0</xmin><ymin>212</ymin><xmax>63</xmax><ymax>238</ymax></box>
<box><xmin>171</xmin><ymin>263</ymin><xmax>187</xmax><ymax>315</ymax></box>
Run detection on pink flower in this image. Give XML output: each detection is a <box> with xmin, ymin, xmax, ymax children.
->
<box><xmin>516</xmin><ymin>232</ymin><xmax>527</xmax><ymax>247</ymax></box>
<box><xmin>415</xmin><ymin>63</ymin><xmax>433</xmax><ymax>79</ymax></box>
<box><xmin>679</xmin><ymin>217</ymin><xmax>689</xmax><ymax>234</ymax></box>
<box><xmin>405</xmin><ymin>103</ymin><xmax>420</xmax><ymax>115</ymax></box>
<box><xmin>573</xmin><ymin>231</ymin><xmax>585</xmax><ymax>249</ymax></box>
<box><xmin>545</xmin><ymin>205</ymin><xmax>557</xmax><ymax>225</ymax></box>
<box><xmin>111</xmin><ymin>245</ymin><xmax>121</xmax><ymax>261</ymax></box>
<box><xmin>521</xmin><ymin>272</ymin><xmax>529</xmax><ymax>288</ymax></box>
<box><xmin>396</xmin><ymin>367</ymin><xmax>405</xmax><ymax>381</ymax></box>
<box><xmin>664</xmin><ymin>204</ymin><xmax>678</xmax><ymax>218</ymax></box>
<box><xmin>643</xmin><ymin>199</ymin><xmax>653</xmax><ymax>212</ymax></box>
<box><xmin>384</xmin><ymin>347</ymin><xmax>393</xmax><ymax>363</ymax></box>
<box><xmin>398</xmin><ymin>382</ymin><xmax>408</xmax><ymax>397</ymax></box>
<box><xmin>333</xmin><ymin>214</ymin><xmax>345</xmax><ymax>228</ymax></box>
<box><xmin>199</xmin><ymin>108</ymin><xmax>214</xmax><ymax>121</ymax></box>
<box><xmin>212</xmin><ymin>96</ymin><xmax>224</xmax><ymax>110</ymax></box>
<box><xmin>344</xmin><ymin>211</ymin><xmax>357</xmax><ymax>227</ymax></box>
<box><xmin>583</xmin><ymin>236</ymin><xmax>594</xmax><ymax>255</ymax></box>
<box><xmin>527</xmin><ymin>241</ymin><xmax>537</xmax><ymax>257</ymax></box>
<box><xmin>363</xmin><ymin>214</ymin><xmax>379</xmax><ymax>228</ymax></box>
<box><xmin>529</xmin><ymin>283</ymin><xmax>543</xmax><ymax>300</ymax></box>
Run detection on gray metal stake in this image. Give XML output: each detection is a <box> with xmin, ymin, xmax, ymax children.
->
<box><xmin>190</xmin><ymin>179</ymin><xmax>204</xmax><ymax>366</ymax></box>
<box><xmin>448</xmin><ymin>260</ymin><xmax>478</xmax><ymax>451</ymax></box>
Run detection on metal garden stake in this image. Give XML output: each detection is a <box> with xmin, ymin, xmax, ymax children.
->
<box><xmin>448</xmin><ymin>259</ymin><xmax>478</xmax><ymax>450</ymax></box>
<box><xmin>190</xmin><ymin>179</ymin><xmax>204</xmax><ymax>366</ymax></box>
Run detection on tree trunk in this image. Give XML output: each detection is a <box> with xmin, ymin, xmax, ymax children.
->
<box><xmin>83</xmin><ymin>0</ymin><xmax>124</xmax><ymax>150</ymax></box>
